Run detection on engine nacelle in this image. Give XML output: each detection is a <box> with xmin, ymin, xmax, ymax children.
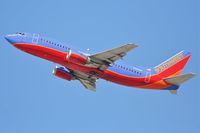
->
<box><xmin>66</xmin><ymin>49</ymin><xmax>90</xmax><ymax>65</ymax></box>
<box><xmin>52</xmin><ymin>66</ymin><xmax>74</xmax><ymax>81</ymax></box>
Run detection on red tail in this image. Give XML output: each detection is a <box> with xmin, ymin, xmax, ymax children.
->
<box><xmin>154</xmin><ymin>51</ymin><xmax>192</xmax><ymax>78</ymax></box>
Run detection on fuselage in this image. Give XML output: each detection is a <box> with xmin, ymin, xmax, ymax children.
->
<box><xmin>5</xmin><ymin>32</ymin><xmax>188</xmax><ymax>90</ymax></box>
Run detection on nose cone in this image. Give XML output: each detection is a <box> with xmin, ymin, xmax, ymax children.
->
<box><xmin>5</xmin><ymin>35</ymin><xmax>18</xmax><ymax>44</ymax></box>
<box><xmin>5</xmin><ymin>35</ymin><xmax>10</xmax><ymax>42</ymax></box>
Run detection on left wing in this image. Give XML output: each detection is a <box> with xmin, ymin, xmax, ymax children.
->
<box><xmin>53</xmin><ymin>66</ymin><xmax>97</xmax><ymax>91</ymax></box>
<box><xmin>71</xmin><ymin>70</ymin><xmax>97</xmax><ymax>91</ymax></box>
<box><xmin>86</xmin><ymin>43</ymin><xmax>137</xmax><ymax>70</ymax></box>
<box><xmin>78</xmin><ymin>78</ymin><xmax>96</xmax><ymax>91</ymax></box>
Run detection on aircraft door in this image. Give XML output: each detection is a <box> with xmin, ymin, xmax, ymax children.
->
<box><xmin>66</xmin><ymin>48</ymin><xmax>72</xmax><ymax>59</ymax></box>
<box><xmin>32</xmin><ymin>33</ymin><xmax>39</xmax><ymax>44</ymax></box>
<box><xmin>144</xmin><ymin>69</ymin><xmax>151</xmax><ymax>83</ymax></box>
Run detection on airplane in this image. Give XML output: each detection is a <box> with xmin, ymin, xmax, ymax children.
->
<box><xmin>5</xmin><ymin>32</ymin><xmax>196</xmax><ymax>94</ymax></box>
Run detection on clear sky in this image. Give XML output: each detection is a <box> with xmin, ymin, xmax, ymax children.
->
<box><xmin>0</xmin><ymin>0</ymin><xmax>199</xmax><ymax>133</ymax></box>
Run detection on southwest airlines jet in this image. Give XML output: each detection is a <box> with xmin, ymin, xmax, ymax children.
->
<box><xmin>5</xmin><ymin>32</ymin><xmax>196</xmax><ymax>94</ymax></box>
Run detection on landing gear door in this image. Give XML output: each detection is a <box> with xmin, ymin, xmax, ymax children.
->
<box><xmin>144</xmin><ymin>69</ymin><xmax>151</xmax><ymax>83</ymax></box>
<box><xmin>32</xmin><ymin>33</ymin><xmax>39</xmax><ymax>44</ymax></box>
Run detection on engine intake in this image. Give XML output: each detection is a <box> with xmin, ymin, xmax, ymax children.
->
<box><xmin>52</xmin><ymin>66</ymin><xmax>74</xmax><ymax>81</ymax></box>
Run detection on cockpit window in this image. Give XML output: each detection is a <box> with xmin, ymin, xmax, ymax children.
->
<box><xmin>16</xmin><ymin>32</ymin><xmax>25</xmax><ymax>35</ymax></box>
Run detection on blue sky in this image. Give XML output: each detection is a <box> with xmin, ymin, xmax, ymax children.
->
<box><xmin>0</xmin><ymin>0</ymin><xmax>199</xmax><ymax>133</ymax></box>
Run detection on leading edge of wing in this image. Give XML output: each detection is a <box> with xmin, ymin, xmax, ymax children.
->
<box><xmin>90</xmin><ymin>43</ymin><xmax>138</xmax><ymax>61</ymax></box>
<box><xmin>85</xmin><ymin>43</ymin><xmax>138</xmax><ymax>71</ymax></box>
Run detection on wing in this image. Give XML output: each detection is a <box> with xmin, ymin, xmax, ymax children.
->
<box><xmin>78</xmin><ymin>78</ymin><xmax>96</xmax><ymax>91</ymax></box>
<box><xmin>86</xmin><ymin>43</ymin><xmax>137</xmax><ymax>70</ymax></box>
<box><xmin>70</xmin><ymin>70</ymin><xmax>97</xmax><ymax>91</ymax></box>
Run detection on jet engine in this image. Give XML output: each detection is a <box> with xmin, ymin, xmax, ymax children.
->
<box><xmin>52</xmin><ymin>66</ymin><xmax>74</xmax><ymax>81</ymax></box>
<box><xmin>66</xmin><ymin>49</ymin><xmax>91</xmax><ymax>65</ymax></box>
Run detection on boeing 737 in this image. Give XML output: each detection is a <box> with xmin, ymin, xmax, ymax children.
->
<box><xmin>5</xmin><ymin>32</ymin><xmax>196</xmax><ymax>94</ymax></box>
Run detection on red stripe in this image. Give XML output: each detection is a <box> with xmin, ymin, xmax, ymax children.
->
<box><xmin>102</xmin><ymin>70</ymin><xmax>162</xmax><ymax>87</ymax></box>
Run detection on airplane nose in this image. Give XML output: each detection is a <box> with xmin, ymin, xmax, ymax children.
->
<box><xmin>4</xmin><ymin>35</ymin><xmax>9</xmax><ymax>41</ymax></box>
<box><xmin>5</xmin><ymin>35</ymin><xmax>17</xmax><ymax>44</ymax></box>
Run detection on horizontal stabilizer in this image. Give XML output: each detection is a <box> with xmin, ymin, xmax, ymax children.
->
<box><xmin>164</xmin><ymin>73</ymin><xmax>196</xmax><ymax>85</ymax></box>
<box><xmin>169</xmin><ymin>90</ymin><xmax>178</xmax><ymax>95</ymax></box>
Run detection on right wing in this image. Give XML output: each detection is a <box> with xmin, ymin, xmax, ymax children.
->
<box><xmin>85</xmin><ymin>43</ymin><xmax>137</xmax><ymax>71</ymax></box>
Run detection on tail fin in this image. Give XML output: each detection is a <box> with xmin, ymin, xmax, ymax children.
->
<box><xmin>154</xmin><ymin>50</ymin><xmax>192</xmax><ymax>78</ymax></box>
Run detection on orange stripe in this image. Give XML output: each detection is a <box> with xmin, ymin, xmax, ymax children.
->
<box><xmin>135</xmin><ymin>70</ymin><xmax>182</xmax><ymax>89</ymax></box>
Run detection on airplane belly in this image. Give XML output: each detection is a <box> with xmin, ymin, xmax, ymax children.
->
<box><xmin>65</xmin><ymin>62</ymin><xmax>104</xmax><ymax>78</ymax></box>
<box><xmin>13</xmin><ymin>43</ymin><xmax>103</xmax><ymax>78</ymax></box>
<box><xmin>13</xmin><ymin>43</ymin><xmax>67</xmax><ymax>66</ymax></box>
<box><xmin>102</xmin><ymin>70</ymin><xmax>170</xmax><ymax>89</ymax></box>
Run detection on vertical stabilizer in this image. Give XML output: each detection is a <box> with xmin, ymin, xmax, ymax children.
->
<box><xmin>154</xmin><ymin>51</ymin><xmax>191</xmax><ymax>78</ymax></box>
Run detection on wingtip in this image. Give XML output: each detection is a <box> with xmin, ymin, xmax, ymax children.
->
<box><xmin>190</xmin><ymin>73</ymin><xmax>197</xmax><ymax>77</ymax></box>
<box><xmin>127</xmin><ymin>43</ymin><xmax>138</xmax><ymax>47</ymax></box>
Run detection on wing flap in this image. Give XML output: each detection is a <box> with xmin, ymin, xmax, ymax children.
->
<box><xmin>69</xmin><ymin>70</ymin><xmax>97</xmax><ymax>91</ymax></box>
<box><xmin>78</xmin><ymin>79</ymin><xmax>96</xmax><ymax>91</ymax></box>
